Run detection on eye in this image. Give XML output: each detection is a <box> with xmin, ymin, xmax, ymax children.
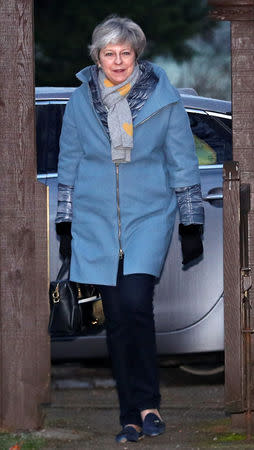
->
<box><xmin>104</xmin><ymin>52</ymin><xmax>113</xmax><ymax>57</ymax></box>
<box><xmin>122</xmin><ymin>51</ymin><xmax>130</xmax><ymax>56</ymax></box>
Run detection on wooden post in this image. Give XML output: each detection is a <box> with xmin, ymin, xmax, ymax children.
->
<box><xmin>223</xmin><ymin>162</ymin><xmax>243</xmax><ymax>412</ymax></box>
<box><xmin>0</xmin><ymin>0</ymin><xmax>50</xmax><ymax>430</ymax></box>
<box><xmin>209</xmin><ymin>0</ymin><xmax>254</xmax><ymax>429</ymax></box>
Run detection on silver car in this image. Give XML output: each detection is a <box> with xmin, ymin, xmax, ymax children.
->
<box><xmin>36</xmin><ymin>87</ymin><xmax>231</xmax><ymax>364</ymax></box>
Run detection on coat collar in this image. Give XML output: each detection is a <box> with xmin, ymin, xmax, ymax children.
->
<box><xmin>76</xmin><ymin>63</ymin><xmax>180</xmax><ymax>126</ymax></box>
<box><xmin>76</xmin><ymin>65</ymin><xmax>94</xmax><ymax>83</ymax></box>
<box><xmin>133</xmin><ymin>64</ymin><xmax>180</xmax><ymax>126</ymax></box>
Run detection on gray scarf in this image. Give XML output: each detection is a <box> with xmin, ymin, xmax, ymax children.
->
<box><xmin>98</xmin><ymin>65</ymin><xmax>140</xmax><ymax>163</ymax></box>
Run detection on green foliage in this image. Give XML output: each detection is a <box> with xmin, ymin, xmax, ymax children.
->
<box><xmin>215</xmin><ymin>432</ymin><xmax>247</xmax><ymax>442</ymax></box>
<box><xmin>0</xmin><ymin>432</ymin><xmax>46</xmax><ymax>450</ymax></box>
<box><xmin>35</xmin><ymin>0</ymin><xmax>214</xmax><ymax>86</ymax></box>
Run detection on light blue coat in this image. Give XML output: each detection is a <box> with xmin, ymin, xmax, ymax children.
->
<box><xmin>58</xmin><ymin>63</ymin><xmax>200</xmax><ymax>286</ymax></box>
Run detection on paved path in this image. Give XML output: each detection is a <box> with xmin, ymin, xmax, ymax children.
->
<box><xmin>2</xmin><ymin>363</ymin><xmax>254</xmax><ymax>449</ymax></box>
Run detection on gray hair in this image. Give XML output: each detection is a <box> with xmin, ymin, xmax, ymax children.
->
<box><xmin>89</xmin><ymin>16</ymin><xmax>146</xmax><ymax>64</ymax></box>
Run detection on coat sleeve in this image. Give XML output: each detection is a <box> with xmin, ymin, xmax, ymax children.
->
<box><xmin>57</xmin><ymin>94</ymin><xmax>83</xmax><ymax>186</ymax></box>
<box><xmin>175</xmin><ymin>184</ymin><xmax>204</xmax><ymax>225</ymax></box>
<box><xmin>55</xmin><ymin>183</ymin><xmax>73</xmax><ymax>223</ymax></box>
<box><xmin>164</xmin><ymin>97</ymin><xmax>200</xmax><ymax>189</ymax></box>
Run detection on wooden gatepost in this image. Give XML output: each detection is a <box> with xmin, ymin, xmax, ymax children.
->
<box><xmin>0</xmin><ymin>0</ymin><xmax>50</xmax><ymax>430</ymax></box>
<box><xmin>209</xmin><ymin>0</ymin><xmax>254</xmax><ymax>435</ymax></box>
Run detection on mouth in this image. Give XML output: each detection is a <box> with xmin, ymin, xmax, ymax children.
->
<box><xmin>113</xmin><ymin>69</ymin><xmax>126</xmax><ymax>73</ymax></box>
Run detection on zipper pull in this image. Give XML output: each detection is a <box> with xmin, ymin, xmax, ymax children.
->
<box><xmin>119</xmin><ymin>248</ymin><xmax>124</xmax><ymax>260</ymax></box>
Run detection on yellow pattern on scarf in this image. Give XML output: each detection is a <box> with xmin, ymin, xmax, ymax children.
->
<box><xmin>103</xmin><ymin>78</ymin><xmax>131</xmax><ymax>98</ymax></box>
<box><xmin>118</xmin><ymin>83</ymin><xmax>131</xmax><ymax>96</ymax></box>
<box><xmin>122</xmin><ymin>122</ymin><xmax>133</xmax><ymax>136</ymax></box>
<box><xmin>104</xmin><ymin>78</ymin><xmax>114</xmax><ymax>87</ymax></box>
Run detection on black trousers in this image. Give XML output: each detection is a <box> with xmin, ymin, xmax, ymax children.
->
<box><xmin>99</xmin><ymin>260</ymin><xmax>161</xmax><ymax>427</ymax></box>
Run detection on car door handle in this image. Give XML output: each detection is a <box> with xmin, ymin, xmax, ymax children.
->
<box><xmin>203</xmin><ymin>187</ymin><xmax>223</xmax><ymax>202</ymax></box>
<box><xmin>203</xmin><ymin>194</ymin><xmax>223</xmax><ymax>201</ymax></box>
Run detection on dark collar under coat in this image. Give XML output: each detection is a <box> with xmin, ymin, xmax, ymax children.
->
<box><xmin>78</xmin><ymin>61</ymin><xmax>159</xmax><ymax>135</ymax></box>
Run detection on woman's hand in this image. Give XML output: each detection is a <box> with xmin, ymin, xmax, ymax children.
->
<box><xmin>179</xmin><ymin>224</ymin><xmax>203</xmax><ymax>265</ymax></box>
<box><xmin>56</xmin><ymin>222</ymin><xmax>72</xmax><ymax>259</ymax></box>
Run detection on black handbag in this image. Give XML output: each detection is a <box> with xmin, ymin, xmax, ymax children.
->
<box><xmin>48</xmin><ymin>257</ymin><xmax>104</xmax><ymax>336</ymax></box>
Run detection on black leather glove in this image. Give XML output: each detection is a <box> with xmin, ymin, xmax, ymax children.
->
<box><xmin>56</xmin><ymin>222</ymin><xmax>72</xmax><ymax>259</ymax></box>
<box><xmin>179</xmin><ymin>224</ymin><xmax>203</xmax><ymax>265</ymax></box>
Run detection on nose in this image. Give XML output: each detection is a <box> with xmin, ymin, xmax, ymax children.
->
<box><xmin>115</xmin><ymin>53</ymin><xmax>122</xmax><ymax>64</ymax></box>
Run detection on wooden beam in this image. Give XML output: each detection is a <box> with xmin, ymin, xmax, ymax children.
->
<box><xmin>209</xmin><ymin>0</ymin><xmax>254</xmax><ymax>424</ymax></box>
<box><xmin>0</xmin><ymin>0</ymin><xmax>50</xmax><ymax>430</ymax></box>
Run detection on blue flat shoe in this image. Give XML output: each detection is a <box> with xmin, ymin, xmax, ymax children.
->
<box><xmin>142</xmin><ymin>413</ymin><xmax>166</xmax><ymax>437</ymax></box>
<box><xmin>115</xmin><ymin>425</ymin><xmax>144</xmax><ymax>443</ymax></box>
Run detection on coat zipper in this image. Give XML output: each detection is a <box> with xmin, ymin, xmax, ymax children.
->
<box><xmin>115</xmin><ymin>163</ymin><xmax>124</xmax><ymax>259</ymax></box>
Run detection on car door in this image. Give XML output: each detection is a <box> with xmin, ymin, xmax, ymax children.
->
<box><xmin>153</xmin><ymin>108</ymin><xmax>232</xmax><ymax>354</ymax></box>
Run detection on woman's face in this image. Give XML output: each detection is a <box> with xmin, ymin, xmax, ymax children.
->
<box><xmin>98</xmin><ymin>42</ymin><xmax>136</xmax><ymax>85</ymax></box>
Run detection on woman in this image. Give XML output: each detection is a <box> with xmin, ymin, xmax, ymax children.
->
<box><xmin>56</xmin><ymin>16</ymin><xmax>204</xmax><ymax>443</ymax></box>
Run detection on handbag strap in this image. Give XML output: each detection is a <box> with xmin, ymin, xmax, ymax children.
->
<box><xmin>56</xmin><ymin>257</ymin><xmax>70</xmax><ymax>282</ymax></box>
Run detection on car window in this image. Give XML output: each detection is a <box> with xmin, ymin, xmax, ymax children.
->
<box><xmin>36</xmin><ymin>103</ymin><xmax>66</xmax><ymax>174</ymax></box>
<box><xmin>188</xmin><ymin>112</ymin><xmax>232</xmax><ymax>165</ymax></box>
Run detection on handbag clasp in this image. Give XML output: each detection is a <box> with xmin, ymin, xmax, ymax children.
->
<box><xmin>52</xmin><ymin>283</ymin><xmax>60</xmax><ymax>303</ymax></box>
